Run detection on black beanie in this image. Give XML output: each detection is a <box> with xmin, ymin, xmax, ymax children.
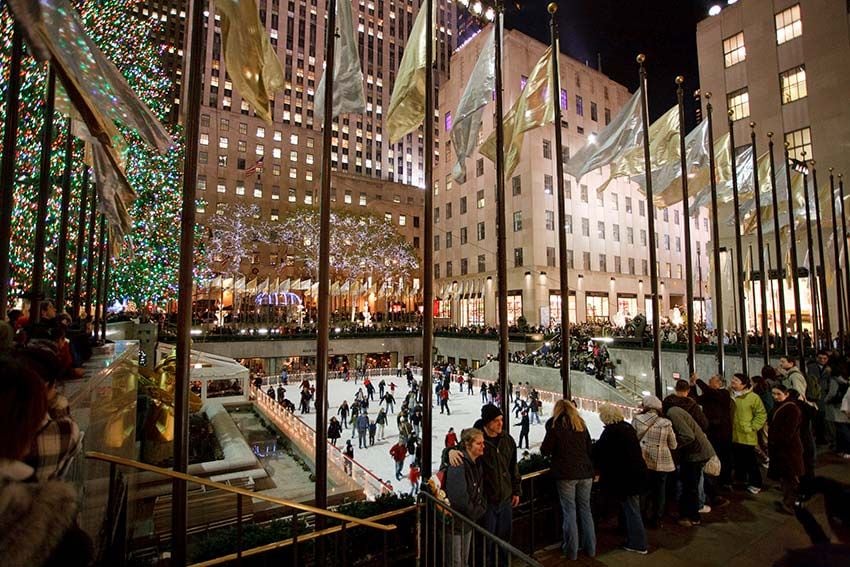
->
<box><xmin>481</xmin><ymin>403</ymin><xmax>503</xmax><ymax>425</ymax></box>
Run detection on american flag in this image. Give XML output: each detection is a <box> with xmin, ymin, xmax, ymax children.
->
<box><xmin>245</xmin><ymin>156</ymin><xmax>264</xmax><ymax>176</ymax></box>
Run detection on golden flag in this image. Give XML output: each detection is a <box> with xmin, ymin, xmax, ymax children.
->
<box><xmin>604</xmin><ymin>104</ymin><xmax>680</xmax><ymax>192</ymax></box>
<box><xmin>216</xmin><ymin>0</ymin><xmax>285</xmax><ymax>124</ymax></box>
<box><xmin>480</xmin><ymin>46</ymin><xmax>555</xmax><ymax>179</ymax></box>
<box><xmin>386</xmin><ymin>2</ymin><xmax>435</xmax><ymax>143</ymax></box>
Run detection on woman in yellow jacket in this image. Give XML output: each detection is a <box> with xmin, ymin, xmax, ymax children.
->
<box><xmin>731</xmin><ymin>374</ymin><xmax>768</xmax><ymax>494</ymax></box>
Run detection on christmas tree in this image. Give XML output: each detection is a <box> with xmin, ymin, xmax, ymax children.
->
<box><xmin>0</xmin><ymin>1</ymin><xmax>196</xmax><ymax>310</ymax></box>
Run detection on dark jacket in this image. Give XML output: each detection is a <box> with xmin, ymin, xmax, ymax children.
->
<box><xmin>445</xmin><ymin>449</ymin><xmax>487</xmax><ymax>522</ymax></box>
<box><xmin>540</xmin><ymin>416</ymin><xmax>594</xmax><ymax>480</ymax></box>
<box><xmin>593</xmin><ymin>421</ymin><xmax>646</xmax><ymax>498</ymax></box>
<box><xmin>473</xmin><ymin>418</ymin><xmax>521</xmax><ymax>505</ymax></box>
<box><xmin>663</xmin><ymin>394</ymin><xmax>709</xmax><ymax>432</ymax></box>
<box><xmin>694</xmin><ymin>379</ymin><xmax>734</xmax><ymax>442</ymax></box>
<box><xmin>667</xmin><ymin>406</ymin><xmax>716</xmax><ymax>463</ymax></box>
<box><xmin>768</xmin><ymin>399</ymin><xmax>804</xmax><ymax>480</ymax></box>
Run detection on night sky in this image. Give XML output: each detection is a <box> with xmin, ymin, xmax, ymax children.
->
<box><xmin>503</xmin><ymin>0</ymin><xmax>714</xmax><ymax>127</ymax></box>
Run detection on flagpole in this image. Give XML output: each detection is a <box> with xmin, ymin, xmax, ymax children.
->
<box><xmin>783</xmin><ymin>143</ymin><xmax>805</xmax><ymax>362</ymax></box>
<box><xmin>172</xmin><ymin>0</ymin><xmax>206</xmax><ymax>558</ymax></box>
<box><xmin>549</xmin><ymin>3</ymin><xmax>570</xmax><ymax>397</ymax></box>
<box><xmin>676</xmin><ymin>77</ymin><xmax>696</xmax><ymax>377</ymax></box>
<box><xmin>727</xmin><ymin>112</ymin><xmax>749</xmax><ymax>376</ymax></box>
<box><xmin>0</xmin><ymin>22</ymin><xmax>22</xmax><ymax>319</ymax></box>
<box><xmin>421</xmin><ymin>0</ymin><xmax>436</xmax><ymax>477</ymax></box>
<box><xmin>30</xmin><ymin>66</ymin><xmax>57</xmax><ymax>323</ymax></box>
<box><xmin>704</xmin><ymin>94</ymin><xmax>725</xmax><ymax>376</ymax></box>
<box><xmin>810</xmin><ymin>162</ymin><xmax>831</xmax><ymax>349</ymax></box>
<box><xmin>55</xmin><ymin>119</ymin><xmax>75</xmax><ymax>312</ymax></box>
<box><xmin>637</xmin><ymin>55</ymin><xmax>662</xmax><ymax>397</ymax></box>
<box><xmin>839</xmin><ymin>174</ymin><xmax>850</xmax><ymax>347</ymax></box>
<box><xmin>767</xmin><ymin>133</ymin><xmax>788</xmax><ymax>355</ymax></box>
<box><xmin>72</xmin><ymin>166</ymin><xmax>90</xmax><ymax>319</ymax></box>
<box><xmin>749</xmin><ymin>124</ymin><xmax>769</xmax><ymax>366</ymax></box>
<box><xmin>800</xmin><ymin>155</ymin><xmax>821</xmax><ymax>353</ymax></box>
<box><xmin>494</xmin><ymin>3</ymin><xmax>510</xmax><ymax>421</ymax></box>
<box><xmin>766</xmin><ymin>242</ymin><xmax>779</xmax><ymax>341</ymax></box>
<box><xmin>315</xmin><ymin>0</ymin><xmax>338</xmax><ymax>501</ymax></box>
<box><xmin>829</xmin><ymin>169</ymin><xmax>845</xmax><ymax>354</ymax></box>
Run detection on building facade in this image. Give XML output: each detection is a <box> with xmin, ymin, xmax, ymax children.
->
<box><xmin>434</xmin><ymin>29</ymin><xmax>713</xmax><ymax>328</ymax></box>
<box><xmin>696</xmin><ymin>0</ymin><xmax>850</xmax><ymax>335</ymax></box>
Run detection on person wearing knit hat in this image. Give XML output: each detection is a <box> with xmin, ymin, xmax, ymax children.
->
<box><xmin>634</xmin><ymin>394</ymin><xmax>678</xmax><ymax>529</ymax></box>
<box><xmin>481</xmin><ymin>403</ymin><xmax>503</xmax><ymax>427</ymax></box>
<box><xmin>642</xmin><ymin>395</ymin><xmax>663</xmax><ymax>411</ymax></box>
<box><xmin>448</xmin><ymin>402</ymin><xmax>520</xmax><ymax>564</ymax></box>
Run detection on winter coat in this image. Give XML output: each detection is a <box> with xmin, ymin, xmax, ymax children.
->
<box><xmin>823</xmin><ymin>376</ymin><xmax>850</xmax><ymax>424</ymax></box>
<box><xmin>732</xmin><ymin>389</ymin><xmax>768</xmax><ymax>446</ymax></box>
<box><xmin>445</xmin><ymin>449</ymin><xmax>487</xmax><ymax>522</ymax></box>
<box><xmin>389</xmin><ymin>443</ymin><xmax>407</xmax><ymax>463</ymax></box>
<box><xmin>355</xmin><ymin>414</ymin><xmax>370</xmax><ymax>433</ymax></box>
<box><xmin>0</xmin><ymin>462</ymin><xmax>92</xmax><ymax>567</ymax></box>
<box><xmin>667</xmin><ymin>406</ymin><xmax>716</xmax><ymax>463</ymax></box>
<box><xmin>540</xmin><ymin>416</ymin><xmax>595</xmax><ymax>480</ymax></box>
<box><xmin>694</xmin><ymin>379</ymin><xmax>734</xmax><ymax>442</ymax></box>
<box><xmin>592</xmin><ymin>421</ymin><xmax>647</xmax><ymax>498</ymax></box>
<box><xmin>662</xmin><ymin>394</ymin><xmax>709</xmax><ymax>432</ymax></box>
<box><xmin>473</xmin><ymin>419</ymin><xmax>521</xmax><ymax>505</ymax></box>
<box><xmin>782</xmin><ymin>367</ymin><xmax>808</xmax><ymax>400</ymax></box>
<box><xmin>328</xmin><ymin>421</ymin><xmax>342</xmax><ymax>440</ymax></box>
<box><xmin>768</xmin><ymin>400</ymin><xmax>804</xmax><ymax>480</ymax></box>
<box><xmin>632</xmin><ymin>411</ymin><xmax>677</xmax><ymax>472</ymax></box>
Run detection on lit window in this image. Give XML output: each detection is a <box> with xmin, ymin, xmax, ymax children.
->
<box><xmin>217</xmin><ymin>182</ymin><xmax>226</xmax><ymax>193</ymax></box>
<box><xmin>344</xmin><ymin>190</ymin><xmax>352</xmax><ymax>204</ymax></box>
<box><xmin>290</xmin><ymin>133</ymin><xmax>299</xmax><ymax>145</ymax></box>
<box><xmin>722</xmin><ymin>32</ymin><xmax>746</xmax><ymax>68</ymax></box>
<box><xmin>235</xmin><ymin>182</ymin><xmax>245</xmax><ymax>196</ymax></box>
<box><xmin>218</xmin><ymin>136</ymin><xmax>228</xmax><ymax>149</ymax></box>
<box><xmin>288</xmin><ymin>188</ymin><xmax>297</xmax><ymax>202</ymax></box>
<box><xmin>785</xmin><ymin>127</ymin><xmax>812</xmax><ymax>161</ymax></box>
<box><xmin>253</xmin><ymin>184</ymin><xmax>262</xmax><ymax>198</ymax></box>
<box><xmin>775</xmin><ymin>4</ymin><xmax>802</xmax><ymax>45</ymax></box>
<box><xmin>727</xmin><ymin>88</ymin><xmax>750</xmax><ymax>121</ymax></box>
<box><xmin>359</xmin><ymin>192</ymin><xmax>367</xmax><ymax>206</ymax></box>
<box><xmin>256</xmin><ymin>144</ymin><xmax>264</xmax><ymax>156</ymax></box>
<box><xmin>256</xmin><ymin>126</ymin><xmax>265</xmax><ymax>138</ymax></box>
<box><xmin>199</xmin><ymin>133</ymin><xmax>209</xmax><ymax>145</ymax></box>
<box><xmin>476</xmin><ymin>190</ymin><xmax>485</xmax><ymax>209</ymax></box>
<box><xmin>399</xmin><ymin>215</ymin><xmax>406</xmax><ymax>226</ymax></box>
<box><xmin>780</xmin><ymin>66</ymin><xmax>807</xmax><ymax>104</ymax></box>
<box><xmin>289</xmin><ymin>167</ymin><xmax>297</xmax><ymax>179</ymax></box>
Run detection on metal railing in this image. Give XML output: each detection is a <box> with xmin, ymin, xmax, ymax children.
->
<box><xmin>448</xmin><ymin>374</ymin><xmax>640</xmax><ymax>421</ymax></box>
<box><xmin>85</xmin><ymin>451</ymin><xmax>401</xmax><ymax>565</ymax></box>
<box><xmin>418</xmin><ymin>491</ymin><xmax>543</xmax><ymax>567</ymax></box>
<box><xmin>251</xmin><ymin>384</ymin><xmax>394</xmax><ymax>499</ymax></box>
<box><xmin>254</xmin><ymin>365</ymin><xmax>416</xmax><ymax>388</ymax></box>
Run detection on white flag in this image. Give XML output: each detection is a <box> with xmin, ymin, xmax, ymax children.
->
<box><xmin>451</xmin><ymin>28</ymin><xmax>496</xmax><ymax>183</ymax></box>
<box><xmin>315</xmin><ymin>0</ymin><xmax>366</xmax><ymax>119</ymax></box>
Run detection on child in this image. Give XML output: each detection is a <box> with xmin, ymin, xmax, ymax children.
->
<box><xmin>408</xmin><ymin>462</ymin><xmax>421</xmax><ymax>495</ymax></box>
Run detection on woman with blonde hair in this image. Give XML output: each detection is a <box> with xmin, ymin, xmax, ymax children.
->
<box><xmin>541</xmin><ymin>399</ymin><xmax>596</xmax><ymax>560</ymax></box>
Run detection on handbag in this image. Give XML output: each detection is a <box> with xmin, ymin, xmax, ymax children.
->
<box><xmin>704</xmin><ymin>454</ymin><xmax>722</xmax><ymax>477</ymax></box>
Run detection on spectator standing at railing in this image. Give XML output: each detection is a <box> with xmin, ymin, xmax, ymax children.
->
<box><xmin>267</xmin><ymin>385</ymin><xmax>276</xmax><ymax>401</ymax></box>
<box><xmin>632</xmin><ymin>395</ymin><xmax>677</xmax><ymax>529</ymax></box>
<box><xmin>450</xmin><ymin>404</ymin><xmax>521</xmax><ymax>567</ymax></box>
<box><xmin>276</xmin><ymin>384</ymin><xmax>286</xmax><ymax>403</ymax></box>
<box><xmin>594</xmin><ymin>404</ymin><xmax>649</xmax><ymax>554</ymax></box>
<box><xmin>541</xmin><ymin>399</ymin><xmax>596</xmax><ymax>561</ymax></box>
<box><xmin>445</xmin><ymin>428</ymin><xmax>487</xmax><ymax>567</ymax></box>
<box><xmin>343</xmin><ymin>441</ymin><xmax>354</xmax><ymax>476</ymax></box>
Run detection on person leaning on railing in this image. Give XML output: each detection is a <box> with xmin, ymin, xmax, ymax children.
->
<box><xmin>0</xmin><ymin>355</ymin><xmax>92</xmax><ymax>566</ymax></box>
<box><xmin>444</xmin><ymin>428</ymin><xmax>487</xmax><ymax>567</ymax></box>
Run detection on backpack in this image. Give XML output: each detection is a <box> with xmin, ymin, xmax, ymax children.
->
<box><xmin>804</xmin><ymin>370</ymin><xmax>821</xmax><ymax>401</ymax></box>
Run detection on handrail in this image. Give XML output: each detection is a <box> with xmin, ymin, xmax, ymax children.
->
<box><xmin>189</xmin><ymin>505</ymin><xmax>417</xmax><ymax>567</ymax></box>
<box><xmin>418</xmin><ymin>491</ymin><xmax>543</xmax><ymax>567</ymax></box>
<box><xmin>84</xmin><ymin>451</ymin><xmax>396</xmax><ymax>532</ymax></box>
<box><xmin>520</xmin><ymin>467</ymin><xmax>550</xmax><ymax>481</ymax></box>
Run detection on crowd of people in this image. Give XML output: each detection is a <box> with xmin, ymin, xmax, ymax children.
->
<box><xmin>0</xmin><ymin>300</ymin><xmax>92</xmax><ymax>565</ymax></box>
<box><xmin>427</xmin><ymin>349</ymin><xmax>850</xmax><ymax>562</ymax></box>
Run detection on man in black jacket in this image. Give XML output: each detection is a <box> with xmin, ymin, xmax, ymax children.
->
<box><xmin>691</xmin><ymin>373</ymin><xmax>734</xmax><ymax>489</ymax></box>
<box><xmin>663</xmin><ymin>379</ymin><xmax>709</xmax><ymax>432</ymax></box>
